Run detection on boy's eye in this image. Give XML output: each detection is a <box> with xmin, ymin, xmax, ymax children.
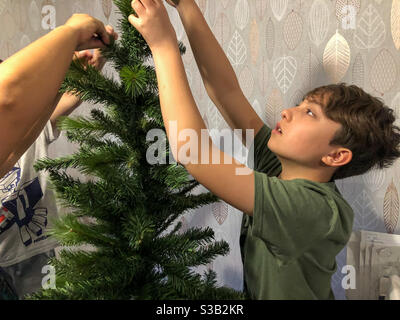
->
<box><xmin>306</xmin><ymin>109</ymin><xmax>314</xmax><ymax>116</ymax></box>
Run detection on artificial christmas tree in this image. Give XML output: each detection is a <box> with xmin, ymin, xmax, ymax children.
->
<box><xmin>29</xmin><ymin>0</ymin><xmax>243</xmax><ymax>300</ymax></box>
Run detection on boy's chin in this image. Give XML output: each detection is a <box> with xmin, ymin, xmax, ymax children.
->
<box><xmin>267</xmin><ymin>139</ymin><xmax>280</xmax><ymax>154</ymax></box>
<box><xmin>267</xmin><ymin>143</ymin><xmax>290</xmax><ymax>162</ymax></box>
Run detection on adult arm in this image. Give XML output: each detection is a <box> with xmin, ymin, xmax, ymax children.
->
<box><xmin>0</xmin><ymin>14</ymin><xmax>112</xmax><ymax>177</ymax></box>
<box><xmin>50</xmin><ymin>44</ymin><xmax>113</xmax><ymax>132</ymax></box>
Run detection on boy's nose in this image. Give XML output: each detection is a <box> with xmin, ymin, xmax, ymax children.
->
<box><xmin>281</xmin><ymin>109</ymin><xmax>289</xmax><ymax>121</ymax></box>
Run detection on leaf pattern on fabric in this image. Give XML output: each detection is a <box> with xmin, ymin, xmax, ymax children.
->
<box><xmin>265</xmin><ymin>17</ymin><xmax>275</xmax><ymax>60</ymax></box>
<box><xmin>234</xmin><ymin>0</ymin><xmax>250</xmax><ymax>31</ymax></box>
<box><xmin>323</xmin><ymin>30</ymin><xmax>351</xmax><ymax>83</ymax></box>
<box><xmin>270</xmin><ymin>0</ymin><xmax>288</xmax><ymax>22</ymax></box>
<box><xmin>308</xmin><ymin>0</ymin><xmax>330</xmax><ymax>47</ymax></box>
<box><xmin>102</xmin><ymin>0</ymin><xmax>112</xmax><ymax>21</ymax></box>
<box><xmin>392</xmin><ymin>0</ymin><xmax>400</xmax><ymax>50</ymax></box>
<box><xmin>227</xmin><ymin>30</ymin><xmax>247</xmax><ymax>67</ymax></box>
<box><xmin>352</xmin><ymin>53</ymin><xmax>365</xmax><ymax>88</ymax></box>
<box><xmin>212</xmin><ymin>202</ymin><xmax>229</xmax><ymax>225</ymax></box>
<box><xmin>370</xmin><ymin>49</ymin><xmax>397</xmax><ymax>95</ymax></box>
<box><xmin>273</xmin><ymin>55</ymin><xmax>297</xmax><ymax>94</ymax></box>
<box><xmin>383</xmin><ymin>181</ymin><xmax>400</xmax><ymax>234</ymax></box>
<box><xmin>283</xmin><ymin>10</ymin><xmax>303</xmax><ymax>51</ymax></box>
<box><xmin>354</xmin><ymin>4</ymin><xmax>386</xmax><ymax>50</ymax></box>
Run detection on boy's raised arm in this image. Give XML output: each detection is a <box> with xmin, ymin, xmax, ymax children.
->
<box><xmin>172</xmin><ymin>0</ymin><xmax>264</xmax><ymax>141</ymax></box>
<box><xmin>129</xmin><ymin>0</ymin><xmax>255</xmax><ymax>216</ymax></box>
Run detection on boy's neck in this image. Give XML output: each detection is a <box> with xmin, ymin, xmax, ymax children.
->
<box><xmin>277</xmin><ymin>159</ymin><xmax>335</xmax><ymax>183</ymax></box>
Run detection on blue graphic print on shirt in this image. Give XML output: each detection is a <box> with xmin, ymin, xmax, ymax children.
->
<box><xmin>0</xmin><ymin>164</ymin><xmax>21</xmax><ymax>195</ymax></box>
<box><xmin>0</xmin><ymin>178</ymin><xmax>48</xmax><ymax>246</ymax></box>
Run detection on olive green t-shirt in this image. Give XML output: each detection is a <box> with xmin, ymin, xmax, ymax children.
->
<box><xmin>240</xmin><ymin>124</ymin><xmax>354</xmax><ymax>300</ymax></box>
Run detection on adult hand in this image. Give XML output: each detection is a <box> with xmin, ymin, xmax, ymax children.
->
<box><xmin>73</xmin><ymin>49</ymin><xmax>106</xmax><ymax>71</ymax></box>
<box><xmin>73</xmin><ymin>26</ymin><xmax>118</xmax><ymax>71</ymax></box>
<box><xmin>65</xmin><ymin>14</ymin><xmax>114</xmax><ymax>51</ymax></box>
<box><xmin>128</xmin><ymin>0</ymin><xmax>177</xmax><ymax>51</ymax></box>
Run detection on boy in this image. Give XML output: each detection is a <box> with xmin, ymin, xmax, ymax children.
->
<box><xmin>0</xmin><ymin>39</ymin><xmax>116</xmax><ymax>299</ymax></box>
<box><xmin>129</xmin><ymin>0</ymin><xmax>400</xmax><ymax>299</ymax></box>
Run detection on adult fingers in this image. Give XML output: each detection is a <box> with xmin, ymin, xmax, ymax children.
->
<box><xmin>73</xmin><ymin>50</ymin><xmax>92</xmax><ymax>62</ymax></box>
<box><xmin>78</xmin><ymin>50</ymin><xmax>93</xmax><ymax>59</ymax></box>
<box><xmin>92</xmin><ymin>49</ymin><xmax>107</xmax><ymax>70</ymax></box>
<box><xmin>93</xmin><ymin>19</ymin><xmax>110</xmax><ymax>45</ymax></box>
<box><xmin>105</xmin><ymin>25</ymin><xmax>118</xmax><ymax>41</ymax></box>
<box><xmin>80</xmin><ymin>38</ymin><xmax>107</xmax><ymax>50</ymax></box>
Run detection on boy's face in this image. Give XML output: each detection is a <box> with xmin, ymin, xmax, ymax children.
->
<box><xmin>268</xmin><ymin>96</ymin><xmax>344</xmax><ymax>169</ymax></box>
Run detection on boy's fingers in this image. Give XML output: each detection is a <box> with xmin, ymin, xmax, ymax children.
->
<box><xmin>136</xmin><ymin>0</ymin><xmax>154</xmax><ymax>8</ymax></box>
<box><xmin>131</xmin><ymin>0</ymin><xmax>144</xmax><ymax>14</ymax></box>
<box><xmin>128</xmin><ymin>13</ymin><xmax>139</xmax><ymax>27</ymax></box>
<box><xmin>164</xmin><ymin>0</ymin><xmax>179</xmax><ymax>7</ymax></box>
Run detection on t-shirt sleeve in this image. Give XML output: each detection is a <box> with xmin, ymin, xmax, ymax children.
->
<box><xmin>247</xmin><ymin>124</ymin><xmax>281</xmax><ymax>174</ymax></box>
<box><xmin>43</xmin><ymin>120</ymin><xmax>61</xmax><ymax>145</ymax></box>
<box><xmin>252</xmin><ymin>172</ymin><xmax>339</xmax><ymax>265</ymax></box>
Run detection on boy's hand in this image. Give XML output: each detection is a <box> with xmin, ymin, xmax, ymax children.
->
<box><xmin>165</xmin><ymin>0</ymin><xmax>180</xmax><ymax>8</ymax></box>
<box><xmin>65</xmin><ymin>14</ymin><xmax>114</xmax><ymax>51</ymax></box>
<box><xmin>128</xmin><ymin>0</ymin><xmax>177</xmax><ymax>51</ymax></box>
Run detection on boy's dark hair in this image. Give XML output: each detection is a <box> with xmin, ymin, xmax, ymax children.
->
<box><xmin>304</xmin><ymin>83</ymin><xmax>400</xmax><ymax>180</ymax></box>
<box><xmin>0</xmin><ymin>59</ymin><xmax>3</xmax><ymax>63</ymax></box>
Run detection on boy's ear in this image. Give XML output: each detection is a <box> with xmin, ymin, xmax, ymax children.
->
<box><xmin>322</xmin><ymin>148</ymin><xmax>352</xmax><ymax>168</ymax></box>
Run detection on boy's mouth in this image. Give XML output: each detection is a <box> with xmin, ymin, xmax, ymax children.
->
<box><xmin>274</xmin><ymin>122</ymin><xmax>283</xmax><ymax>135</ymax></box>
